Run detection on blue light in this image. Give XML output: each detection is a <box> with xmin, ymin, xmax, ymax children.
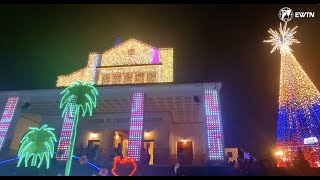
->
<box><xmin>0</xmin><ymin>157</ymin><xmax>19</xmax><ymax>165</ymax></box>
<box><xmin>0</xmin><ymin>156</ymin><xmax>101</xmax><ymax>172</ymax></box>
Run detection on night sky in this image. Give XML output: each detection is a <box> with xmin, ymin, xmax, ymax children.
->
<box><xmin>0</xmin><ymin>4</ymin><xmax>319</xmax><ymax>159</ymax></box>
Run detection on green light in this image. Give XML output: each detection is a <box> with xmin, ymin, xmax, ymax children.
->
<box><xmin>60</xmin><ymin>80</ymin><xmax>98</xmax><ymax>176</ymax></box>
<box><xmin>17</xmin><ymin>124</ymin><xmax>57</xmax><ymax>169</ymax></box>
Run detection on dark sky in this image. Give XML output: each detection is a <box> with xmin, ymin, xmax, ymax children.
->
<box><xmin>0</xmin><ymin>4</ymin><xmax>319</xmax><ymax>159</ymax></box>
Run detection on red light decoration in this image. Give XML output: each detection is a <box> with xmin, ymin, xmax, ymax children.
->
<box><xmin>111</xmin><ymin>156</ymin><xmax>137</xmax><ymax>176</ymax></box>
<box><xmin>99</xmin><ymin>168</ymin><xmax>108</xmax><ymax>176</ymax></box>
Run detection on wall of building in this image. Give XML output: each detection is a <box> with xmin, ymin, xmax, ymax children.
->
<box><xmin>10</xmin><ymin>115</ymin><xmax>41</xmax><ymax>151</ymax></box>
<box><xmin>75</xmin><ymin>111</ymin><xmax>171</xmax><ymax>164</ymax></box>
<box><xmin>170</xmin><ymin>122</ymin><xmax>206</xmax><ymax>165</ymax></box>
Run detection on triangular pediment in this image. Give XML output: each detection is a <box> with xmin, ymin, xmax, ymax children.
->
<box><xmin>104</xmin><ymin>38</ymin><xmax>156</xmax><ymax>54</ymax></box>
<box><xmin>101</xmin><ymin>38</ymin><xmax>158</xmax><ymax>67</ymax></box>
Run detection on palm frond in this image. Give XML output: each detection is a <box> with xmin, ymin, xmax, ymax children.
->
<box><xmin>60</xmin><ymin>80</ymin><xmax>98</xmax><ymax>117</ymax></box>
<box><xmin>17</xmin><ymin>125</ymin><xmax>57</xmax><ymax>169</ymax></box>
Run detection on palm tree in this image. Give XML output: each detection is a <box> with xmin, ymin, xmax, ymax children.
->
<box><xmin>60</xmin><ymin>80</ymin><xmax>98</xmax><ymax>176</ymax></box>
<box><xmin>17</xmin><ymin>124</ymin><xmax>57</xmax><ymax>169</ymax></box>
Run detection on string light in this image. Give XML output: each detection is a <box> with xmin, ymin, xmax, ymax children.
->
<box><xmin>127</xmin><ymin>92</ymin><xmax>145</xmax><ymax>162</ymax></box>
<box><xmin>0</xmin><ymin>97</ymin><xmax>19</xmax><ymax>150</ymax></box>
<box><xmin>56</xmin><ymin>53</ymin><xmax>100</xmax><ymax>87</ymax></box>
<box><xmin>111</xmin><ymin>156</ymin><xmax>137</xmax><ymax>176</ymax></box>
<box><xmin>204</xmin><ymin>89</ymin><xmax>224</xmax><ymax>160</ymax></box>
<box><xmin>56</xmin><ymin>97</ymin><xmax>76</xmax><ymax>161</ymax></box>
<box><xmin>17</xmin><ymin>124</ymin><xmax>57</xmax><ymax>169</ymax></box>
<box><xmin>56</xmin><ymin>39</ymin><xmax>173</xmax><ymax>87</ymax></box>
<box><xmin>264</xmin><ymin>22</ymin><xmax>320</xmax><ymax>167</ymax></box>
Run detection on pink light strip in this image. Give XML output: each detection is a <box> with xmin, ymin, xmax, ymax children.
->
<box><xmin>151</xmin><ymin>48</ymin><xmax>160</xmax><ymax>64</ymax></box>
<box><xmin>127</xmin><ymin>92</ymin><xmax>145</xmax><ymax>161</ymax></box>
<box><xmin>56</xmin><ymin>98</ymin><xmax>76</xmax><ymax>161</ymax></box>
<box><xmin>0</xmin><ymin>97</ymin><xmax>19</xmax><ymax>150</ymax></box>
<box><xmin>204</xmin><ymin>89</ymin><xmax>224</xmax><ymax>160</ymax></box>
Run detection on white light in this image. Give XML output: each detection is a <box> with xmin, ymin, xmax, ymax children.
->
<box><xmin>264</xmin><ymin>22</ymin><xmax>300</xmax><ymax>53</ymax></box>
<box><xmin>304</xmin><ymin>137</ymin><xmax>318</xmax><ymax>145</ymax></box>
<box><xmin>90</xmin><ymin>133</ymin><xmax>97</xmax><ymax>139</ymax></box>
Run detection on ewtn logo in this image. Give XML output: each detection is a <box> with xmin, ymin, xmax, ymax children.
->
<box><xmin>278</xmin><ymin>7</ymin><xmax>315</xmax><ymax>22</ymax></box>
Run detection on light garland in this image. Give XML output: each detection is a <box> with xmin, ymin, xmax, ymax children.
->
<box><xmin>56</xmin><ymin>53</ymin><xmax>100</xmax><ymax>87</ymax></box>
<box><xmin>127</xmin><ymin>92</ymin><xmax>145</xmax><ymax>162</ymax></box>
<box><xmin>56</xmin><ymin>39</ymin><xmax>173</xmax><ymax>87</ymax></box>
<box><xmin>0</xmin><ymin>97</ymin><xmax>19</xmax><ymax>150</ymax></box>
<box><xmin>111</xmin><ymin>156</ymin><xmax>137</xmax><ymax>176</ymax></box>
<box><xmin>56</xmin><ymin>97</ymin><xmax>77</xmax><ymax>161</ymax></box>
<box><xmin>17</xmin><ymin>124</ymin><xmax>57</xmax><ymax>169</ymax></box>
<box><xmin>101</xmin><ymin>38</ymin><xmax>154</xmax><ymax>66</ymax></box>
<box><xmin>204</xmin><ymin>89</ymin><xmax>224</xmax><ymax>160</ymax></box>
<box><xmin>265</xmin><ymin>22</ymin><xmax>320</xmax><ymax>167</ymax></box>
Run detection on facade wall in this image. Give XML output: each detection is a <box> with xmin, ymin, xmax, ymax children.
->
<box><xmin>76</xmin><ymin>112</ymin><xmax>172</xmax><ymax>165</ymax></box>
<box><xmin>170</xmin><ymin>122</ymin><xmax>206</xmax><ymax>165</ymax></box>
<box><xmin>10</xmin><ymin>115</ymin><xmax>41</xmax><ymax>150</ymax></box>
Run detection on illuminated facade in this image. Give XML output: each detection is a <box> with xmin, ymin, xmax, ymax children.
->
<box><xmin>56</xmin><ymin>38</ymin><xmax>173</xmax><ymax>87</ymax></box>
<box><xmin>0</xmin><ymin>38</ymin><xmax>224</xmax><ymax>166</ymax></box>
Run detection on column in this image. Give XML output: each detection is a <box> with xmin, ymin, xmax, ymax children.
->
<box><xmin>127</xmin><ymin>92</ymin><xmax>145</xmax><ymax>162</ymax></box>
<box><xmin>56</xmin><ymin>98</ymin><xmax>77</xmax><ymax>160</ymax></box>
<box><xmin>204</xmin><ymin>88</ymin><xmax>225</xmax><ymax>162</ymax></box>
<box><xmin>0</xmin><ymin>97</ymin><xmax>19</xmax><ymax>150</ymax></box>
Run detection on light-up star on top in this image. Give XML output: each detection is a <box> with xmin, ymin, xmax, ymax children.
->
<box><xmin>263</xmin><ymin>22</ymin><xmax>300</xmax><ymax>53</ymax></box>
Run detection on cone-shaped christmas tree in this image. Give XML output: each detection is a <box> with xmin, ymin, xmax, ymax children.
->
<box><xmin>264</xmin><ymin>22</ymin><xmax>320</xmax><ymax>168</ymax></box>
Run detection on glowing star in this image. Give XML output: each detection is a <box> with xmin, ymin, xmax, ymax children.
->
<box><xmin>263</xmin><ymin>22</ymin><xmax>300</xmax><ymax>53</ymax></box>
<box><xmin>264</xmin><ymin>22</ymin><xmax>320</xmax><ymax>168</ymax></box>
<box><xmin>17</xmin><ymin>124</ymin><xmax>57</xmax><ymax>169</ymax></box>
<box><xmin>60</xmin><ymin>80</ymin><xmax>99</xmax><ymax>176</ymax></box>
<box><xmin>111</xmin><ymin>156</ymin><xmax>137</xmax><ymax>176</ymax></box>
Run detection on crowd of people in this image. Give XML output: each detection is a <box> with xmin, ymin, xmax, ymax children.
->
<box><xmin>75</xmin><ymin>142</ymin><xmax>152</xmax><ymax>175</ymax></box>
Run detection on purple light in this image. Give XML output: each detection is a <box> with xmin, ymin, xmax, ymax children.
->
<box><xmin>56</xmin><ymin>98</ymin><xmax>77</xmax><ymax>161</ymax></box>
<box><xmin>204</xmin><ymin>89</ymin><xmax>224</xmax><ymax>160</ymax></box>
<box><xmin>0</xmin><ymin>97</ymin><xmax>19</xmax><ymax>150</ymax></box>
<box><xmin>127</xmin><ymin>92</ymin><xmax>145</xmax><ymax>161</ymax></box>
<box><xmin>151</xmin><ymin>48</ymin><xmax>159</xmax><ymax>64</ymax></box>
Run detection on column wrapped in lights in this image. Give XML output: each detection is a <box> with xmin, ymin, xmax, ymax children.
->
<box><xmin>56</xmin><ymin>97</ymin><xmax>76</xmax><ymax>160</ymax></box>
<box><xmin>204</xmin><ymin>89</ymin><xmax>224</xmax><ymax>160</ymax></box>
<box><xmin>264</xmin><ymin>22</ymin><xmax>320</xmax><ymax>167</ymax></box>
<box><xmin>0</xmin><ymin>97</ymin><xmax>19</xmax><ymax>150</ymax></box>
<box><xmin>127</xmin><ymin>92</ymin><xmax>145</xmax><ymax>161</ymax></box>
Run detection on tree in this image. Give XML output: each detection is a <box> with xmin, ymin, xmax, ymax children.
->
<box><xmin>264</xmin><ymin>22</ymin><xmax>320</xmax><ymax>167</ymax></box>
<box><xmin>60</xmin><ymin>80</ymin><xmax>98</xmax><ymax>176</ymax></box>
<box><xmin>17</xmin><ymin>124</ymin><xmax>57</xmax><ymax>169</ymax></box>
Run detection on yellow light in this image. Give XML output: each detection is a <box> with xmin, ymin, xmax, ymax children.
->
<box><xmin>264</xmin><ymin>22</ymin><xmax>320</xmax><ymax>117</ymax></box>
<box><xmin>145</xmin><ymin>132</ymin><xmax>150</xmax><ymax>137</ymax></box>
<box><xmin>182</xmin><ymin>140</ymin><xmax>187</xmax><ymax>144</ymax></box>
<box><xmin>115</xmin><ymin>134</ymin><xmax>119</xmax><ymax>139</ymax></box>
<box><xmin>90</xmin><ymin>133</ymin><xmax>97</xmax><ymax>139</ymax></box>
<box><xmin>275</xmin><ymin>150</ymin><xmax>283</xmax><ymax>156</ymax></box>
<box><xmin>56</xmin><ymin>38</ymin><xmax>174</xmax><ymax>87</ymax></box>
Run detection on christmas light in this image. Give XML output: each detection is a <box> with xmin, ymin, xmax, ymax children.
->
<box><xmin>264</xmin><ymin>22</ymin><xmax>320</xmax><ymax>167</ymax></box>
<box><xmin>111</xmin><ymin>156</ymin><xmax>137</xmax><ymax>176</ymax></box>
<box><xmin>59</xmin><ymin>81</ymin><xmax>98</xmax><ymax>176</ymax></box>
<box><xmin>0</xmin><ymin>97</ymin><xmax>19</xmax><ymax>150</ymax></box>
<box><xmin>56</xmin><ymin>97</ymin><xmax>76</xmax><ymax>161</ymax></box>
<box><xmin>204</xmin><ymin>89</ymin><xmax>224</xmax><ymax>160</ymax></box>
<box><xmin>17</xmin><ymin>124</ymin><xmax>57</xmax><ymax>169</ymax></box>
<box><xmin>57</xmin><ymin>53</ymin><xmax>100</xmax><ymax>87</ymax></box>
<box><xmin>56</xmin><ymin>39</ymin><xmax>173</xmax><ymax>87</ymax></box>
<box><xmin>264</xmin><ymin>22</ymin><xmax>300</xmax><ymax>53</ymax></box>
<box><xmin>127</xmin><ymin>92</ymin><xmax>145</xmax><ymax>162</ymax></box>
